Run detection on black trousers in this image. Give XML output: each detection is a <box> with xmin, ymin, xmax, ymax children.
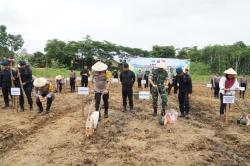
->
<box><xmin>145</xmin><ymin>79</ymin><xmax>149</xmax><ymax>88</ymax></box>
<box><xmin>168</xmin><ymin>83</ymin><xmax>173</xmax><ymax>95</ymax></box>
<box><xmin>240</xmin><ymin>83</ymin><xmax>247</xmax><ymax>99</ymax></box>
<box><xmin>81</xmin><ymin>76</ymin><xmax>88</xmax><ymax>87</ymax></box>
<box><xmin>57</xmin><ymin>82</ymin><xmax>63</xmax><ymax>93</ymax></box>
<box><xmin>220</xmin><ymin>93</ymin><xmax>227</xmax><ymax>115</ymax></box>
<box><xmin>95</xmin><ymin>92</ymin><xmax>109</xmax><ymax>112</ymax></box>
<box><xmin>178</xmin><ymin>92</ymin><xmax>190</xmax><ymax>114</ymax></box>
<box><xmin>214</xmin><ymin>83</ymin><xmax>220</xmax><ymax>98</ymax></box>
<box><xmin>138</xmin><ymin>78</ymin><xmax>142</xmax><ymax>88</ymax></box>
<box><xmin>20</xmin><ymin>84</ymin><xmax>33</xmax><ymax>108</ymax></box>
<box><xmin>36</xmin><ymin>96</ymin><xmax>53</xmax><ymax>111</ymax></box>
<box><xmin>122</xmin><ymin>87</ymin><xmax>133</xmax><ymax>108</ymax></box>
<box><xmin>70</xmin><ymin>77</ymin><xmax>76</xmax><ymax>92</ymax></box>
<box><xmin>2</xmin><ymin>86</ymin><xmax>11</xmax><ymax>106</ymax></box>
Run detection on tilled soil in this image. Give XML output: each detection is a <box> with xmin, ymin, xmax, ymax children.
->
<box><xmin>0</xmin><ymin>84</ymin><xmax>249</xmax><ymax>166</ymax></box>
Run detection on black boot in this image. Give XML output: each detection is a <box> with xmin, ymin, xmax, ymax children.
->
<box><xmin>2</xmin><ymin>104</ymin><xmax>9</xmax><ymax>109</ymax></box>
<box><xmin>153</xmin><ymin>107</ymin><xmax>157</xmax><ymax>117</ymax></box>
<box><xmin>122</xmin><ymin>106</ymin><xmax>127</xmax><ymax>112</ymax></box>
<box><xmin>104</xmin><ymin>109</ymin><xmax>108</xmax><ymax>118</ymax></box>
<box><xmin>161</xmin><ymin>109</ymin><xmax>166</xmax><ymax>116</ymax></box>
<box><xmin>19</xmin><ymin>107</ymin><xmax>24</xmax><ymax>112</ymax></box>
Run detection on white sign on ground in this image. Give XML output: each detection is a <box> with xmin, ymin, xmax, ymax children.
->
<box><xmin>239</xmin><ymin>87</ymin><xmax>246</xmax><ymax>91</ymax></box>
<box><xmin>78</xmin><ymin>87</ymin><xmax>89</xmax><ymax>95</ymax></box>
<box><xmin>139</xmin><ymin>91</ymin><xmax>150</xmax><ymax>100</ymax></box>
<box><xmin>223</xmin><ymin>96</ymin><xmax>235</xmax><ymax>104</ymax></box>
<box><xmin>206</xmin><ymin>84</ymin><xmax>212</xmax><ymax>88</ymax></box>
<box><xmin>112</xmin><ymin>78</ymin><xmax>119</xmax><ymax>84</ymax></box>
<box><xmin>11</xmin><ymin>88</ymin><xmax>20</xmax><ymax>96</ymax></box>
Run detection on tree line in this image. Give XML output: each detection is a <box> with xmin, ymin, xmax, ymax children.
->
<box><xmin>1</xmin><ymin>24</ymin><xmax>250</xmax><ymax>75</ymax></box>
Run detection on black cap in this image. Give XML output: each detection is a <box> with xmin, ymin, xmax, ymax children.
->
<box><xmin>19</xmin><ymin>60</ymin><xmax>27</xmax><ymax>65</ymax></box>
<box><xmin>1</xmin><ymin>60</ymin><xmax>10</xmax><ymax>66</ymax></box>
<box><xmin>123</xmin><ymin>63</ymin><xmax>129</xmax><ymax>68</ymax></box>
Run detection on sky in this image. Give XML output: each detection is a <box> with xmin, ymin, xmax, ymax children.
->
<box><xmin>1</xmin><ymin>0</ymin><xmax>250</xmax><ymax>53</ymax></box>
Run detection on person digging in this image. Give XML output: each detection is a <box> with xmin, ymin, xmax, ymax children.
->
<box><xmin>33</xmin><ymin>77</ymin><xmax>55</xmax><ymax>113</ymax></box>
<box><xmin>91</xmin><ymin>61</ymin><xmax>112</xmax><ymax>118</ymax></box>
<box><xmin>149</xmin><ymin>62</ymin><xmax>168</xmax><ymax>117</ymax></box>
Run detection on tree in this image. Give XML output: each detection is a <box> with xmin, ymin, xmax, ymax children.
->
<box><xmin>0</xmin><ymin>25</ymin><xmax>24</xmax><ymax>59</ymax></box>
<box><xmin>29</xmin><ymin>52</ymin><xmax>46</xmax><ymax>68</ymax></box>
<box><xmin>151</xmin><ymin>45</ymin><xmax>176</xmax><ymax>58</ymax></box>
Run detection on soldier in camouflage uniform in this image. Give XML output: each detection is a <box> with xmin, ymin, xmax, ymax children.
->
<box><xmin>149</xmin><ymin>62</ymin><xmax>168</xmax><ymax>117</ymax></box>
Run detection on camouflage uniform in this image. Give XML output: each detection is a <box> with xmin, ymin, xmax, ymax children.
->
<box><xmin>150</xmin><ymin>69</ymin><xmax>168</xmax><ymax>115</ymax></box>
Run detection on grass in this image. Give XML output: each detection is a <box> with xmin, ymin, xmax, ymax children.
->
<box><xmin>32</xmin><ymin>68</ymin><xmax>80</xmax><ymax>78</ymax></box>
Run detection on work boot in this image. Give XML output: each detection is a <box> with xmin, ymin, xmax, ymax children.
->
<box><xmin>19</xmin><ymin>107</ymin><xmax>24</xmax><ymax>112</ymax></box>
<box><xmin>129</xmin><ymin>107</ymin><xmax>135</xmax><ymax>114</ymax></box>
<box><xmin>122</xmin><ymin>106</ymin><xmax>127</xmax><ymax>112</ymax></box>
<box><xmin>161</xmin><ymin>109</ymin><xmax>166</xmax><ymax>116</ymax></box>
<box><xmin>2</xmin><ymin>104</ymin><xmax>9</xmax><ymax>109</ymax></box>
<box><xmin>153</xmin><ymin>107</ymin><xmax>157</xmax><ymax>117</ymax></box>
<box><xmin>104</xmin><ymin>109</ymin><xmax>108</xmax><ymax>118</ymax></box>
<box><xmin>180</xmin><ymin>112</ymin><xmax>185</xmax><ymax>118</ymax></box>
<box><xmin>38</xmin><ymin>108</ymin><xmax>43</xmax><ymax>113</ymax></box>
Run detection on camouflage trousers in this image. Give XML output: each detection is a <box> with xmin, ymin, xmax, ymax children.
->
<box><xmin>151</xmin><ymin>85</ymin><xmax>168</xmax><ymax>110</ymax></box>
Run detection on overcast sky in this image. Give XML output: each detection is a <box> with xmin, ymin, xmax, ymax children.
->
<box><xmin>1</xmin><ymin>0</ymin><xmax>250</xmax><ymax>53</ymax></box>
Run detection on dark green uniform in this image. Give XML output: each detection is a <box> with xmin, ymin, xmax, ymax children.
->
<box><xmin>150</xmin><ymin>69</ymin><xmax>168</xmax><ymax>115</ymax></box>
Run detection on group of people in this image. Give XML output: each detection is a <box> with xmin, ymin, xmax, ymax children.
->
<box><xmin>1</xmin><ymin>58</ymin><xmax>247</xmax><ymax>123</ymax></box>
<box><xmin>211</xmin><ymin>73</ymin><xmax>247</xmax><ymax>99</ymax></box>
<box><xmin>0</xmin><ymin>59</ymin><xmax>54</xmax><ymax>113</ymax></box>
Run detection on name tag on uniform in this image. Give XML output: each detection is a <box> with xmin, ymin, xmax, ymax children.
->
<box><xmin>206</xmin><ymin>84</ymin><xmax>212</xmax><ymax>88</ymax></box>
<box><xmin>112</xmin><ymin>78</ymin><xmax>119</xmax><ymax>84</ymax></box>
<box><xmin>78</xmin><ymin>87</ymin><xmax>89</xmax><ymax>95</ymax></box>
<box><xmin>139</xmin><ymin>91</ymin><xmax>150</xmax><ymax>100</ymax></box>
<box><xmin>11</xmin><ymin>88</ymin><xmax>20</xmax><ymax>96</ymax></box>
<box><xmin>223</xmin><ymin>96</ymin><xmax>235</xmax><ymax>104</ymax></box>
<box><xmin>141</xmin><ymin>80</ymin><xmax>146</xmax><ymax>85</ymax></box>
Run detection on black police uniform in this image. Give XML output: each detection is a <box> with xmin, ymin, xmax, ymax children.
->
<box><xmin>120</xmin><ymin>70</ymin><xmax>135</xmax><ymax>110</ymax></box>
<box><xmin>0</xmin><ymin>68</ymin><xmax>16</xmax><ymax>107</ymax></box>
<box><xmin>17</xmin><ymin>66</ymin><xmax>33</xmax><ymax>110</ymax></box>
<box><xmin>174</xmin><ymin>73</ymin><xmax>192</xmax><ymax>116</ymax></box>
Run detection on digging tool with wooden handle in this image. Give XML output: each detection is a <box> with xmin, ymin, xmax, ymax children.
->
<box><xmin>16</xmin><ymin>67</ymin><xmax>27</xmax><ymax>100</ymax></box>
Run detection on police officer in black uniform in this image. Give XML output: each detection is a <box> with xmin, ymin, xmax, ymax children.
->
<box><xmin>0</xmin><ymin>60</ymin><xmax>16</xmax><ymax>109</ymax></box>
<box><xmin>174</xmin><ymin>67</ymin><xmax>192</xmax><ymax>118</ymax></box>
<box><xmin>17</xmin><ymin>61</ymin><xmax>33</xmax><ymax>112</ymax></box>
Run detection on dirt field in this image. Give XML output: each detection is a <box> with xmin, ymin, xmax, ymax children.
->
<box><xmin>0</xmin><ymin>83</ymin><xmax>249</xmax><ymax>166</ymax></box>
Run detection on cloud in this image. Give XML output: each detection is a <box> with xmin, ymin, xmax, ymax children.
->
<box><xmin>0</xmin><ymin>0</ymin><xmax>250</xmax><ymax>53</ymax></box>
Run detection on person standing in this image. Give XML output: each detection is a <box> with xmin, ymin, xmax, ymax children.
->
<box><xmin>219</xmin><ymin>68</ymin><xmax>239</xmax><ymax>120</ymax></box>
<box><xmin>137</xmin><ymin>69</ymin><xmax>143</xmax><ymax>88</ymax></box>
<box><xmin>167</xmin><ymin>68</ymin><xmax>175</xmax><ymax>95</ymax></box>
<box><xmin>212</xmin><ymin>73</ymin><xmax>221</xmax><ymax>98</ymax></box>
<box><xmin>69</xmin><ymin>69</ymin><xmax>76</xmax><ymax>93</ymax></box>
<box><xmin>55</xmin><ymin>75</ymin><xmax>64</xmax><ymax>93</ymax></box>
<box><xmin>174</xmin><ymin>67</ymin><xmax>192</xmax><ymax>118</ymax></box>
<box><xmin>81</xmin><ymin>65</ymin><xmax>90</xmax><ymax>87</ymax></box>
<box><xmin>17</xmin><ymin>61</ymin><xmax>33</xmax><ymax>112</ymax></box>
<box><xmin>120</xmin><ymin>63</ymin><xmax>136</xmax><ymax>113</ymax></box>
<box><xmin>91</xmin><ymin>61</ymin><xmax>111</xmax><ymax>118</ymax></box>
<box><xmin>239</xmin><ymin>74</ymin><xmax>247</xmax><ymax>99</ymax></box>
<box><xmin>149</xmin><ymin>62</ymin><xmax>168</xmax><ymax>117</ymax></box>
<box><xmin>0</xmin><ymin>60</ymin><xmax>16</xmax><ymax>109</ymax></box>
<box><xmin>33</xmin><ymin>77</ymin><xmax>55</xmax><ymax>113</ymax></box>
<box><xmin>144</xmin><ymin>70</ymin><xmax>150</xmax><ymax>89</ymax></box>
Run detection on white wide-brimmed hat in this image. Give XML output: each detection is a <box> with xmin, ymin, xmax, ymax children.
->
<box><xmin>92</xmin><ymin>61</ymin><xmax>108</xmax><ymax>71</ymax></box>
<box><xmin>224</xmin><ymin>68</ymin><xmax>237</xmax><ymax>75</ymax></box>
<box><xmin>33</xmin><ymin>77</ymin><xmax>47</xmax><ymax>88</ymax></box>
<box><xmin>55</xmin><ymin>75</ymin><xmax>63</xmax><ymax>80</ymax></box>
<box><xmin>156</xmin><ymin>62</ymin><xmax>166</xmax><ymax>69</ymax></box>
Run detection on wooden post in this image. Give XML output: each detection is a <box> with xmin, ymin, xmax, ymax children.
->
<box><xmin>82</xmin><ymin>96</ymin><xmax>85</xmax><ymax>118</ymax></box>
<box><xmin>15</xmin><ymin>96</ymin><xmax>19</xmax><ymax>112</ymax></box>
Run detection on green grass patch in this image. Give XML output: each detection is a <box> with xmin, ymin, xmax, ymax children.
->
<box><xmin>32</xmin><ymin>68</ymin><xmax>80</xmax><ymax>78</ymax></box>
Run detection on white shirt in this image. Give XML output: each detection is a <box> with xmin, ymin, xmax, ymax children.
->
<box><xmin>219</xmin><ymin>76</ymin><xmax>239</xmax><ymax>95</ymax></box>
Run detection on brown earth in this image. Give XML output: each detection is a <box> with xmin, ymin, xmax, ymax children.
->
<box><xmin>0</xmin><ymin>83</ymin><xmax>249</xmax><ymax>166</ymax></box>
